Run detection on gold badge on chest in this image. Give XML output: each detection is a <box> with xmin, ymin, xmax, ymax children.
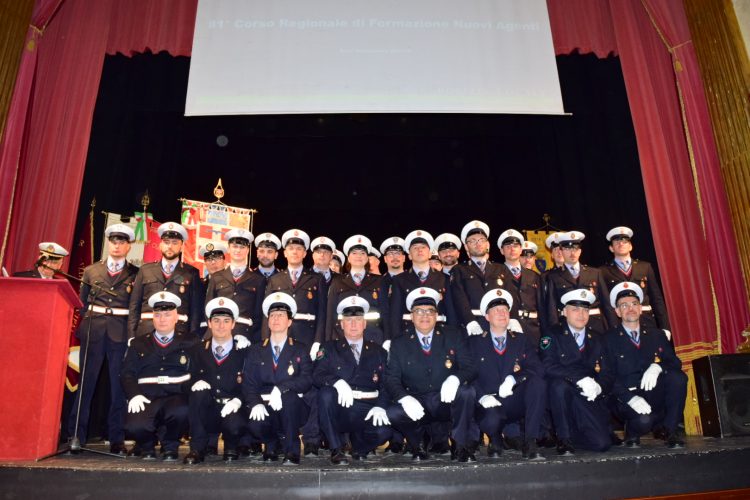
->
<box><xmin>445</xmin><ymin>359</ymin><xmax>453</xmax><ymax>369</ymax></box>
<box><xmin>288</xmin><ymin>364</ymin><xmax>295</xmax><ymax>376</ymax></box>
<box><xmin>180</xmin><ymin>355</ymin><xmax>187</xmax><ymax>365</ymax></box>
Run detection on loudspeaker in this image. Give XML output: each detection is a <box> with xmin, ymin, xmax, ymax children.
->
<box><xmin>693</xmin><ymin>354</ymin><xmax>750</xmax><ymax>437</ymax></box>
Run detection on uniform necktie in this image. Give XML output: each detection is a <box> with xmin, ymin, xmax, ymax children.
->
<box><xmin>417</xmin><ymin>270</ymin><xmax>427</xmax><ymax>282</ymax></box>
<box><xmin>353</xmin><ymin>273</ymin><xmax>363</xmax><ymax>285</ymax></box>
<box><xmin>421</xmin><ymin>335</ymin><xmax>431</xmax><ymax>353</ymax></box>
<box><xmin>630</xmin><ymin>329</ymin><xmax>640</xmax><ymax>346</ymax></box>
<box><xmin>617</xmin><ymin>260</ymin><xmax>632</xmax><ymax>273</ymax></box>
<box><xmin>161</xmin><ymin>336</ymin><xmax>169</xmax><ymax>343</ymax></box>
<box><xmin>477</xmin><ymin>261</ymin><xmax>486</xmax><ymax>273</ymax></box>
<box><xmin>511</xmin><ymin>266</ymin><xmax>521</xmax><ymax>278</ymax></box>
<box><xmin>350</xmin><ymin>344</ymin><xmax>360</xmax><ymax>364</ymax></box>
<box><xmin>109</xmin><ymin>262</ymin><xmax>119</xmax><ymax>273</ymax></box>
<box><xmin>290</xmin><ymin>270</ymin><xmax>298</xmax><ymax>285</ymax></box>
<box><xmin>263</xmin><ymin>271</ymin><xmax>271</xmax><ymax>278</ymax></box>
<box><xmin>568</xmin><ymin>265</ymin><xmax>579</xmax><ymax>278</ymax></box>
<box><xmin>214</xmin><ymin>345</ymin><xmax>227</xmax><ymax>362</ymax></box>
<box><xmin>574</xmin><ymin>331</ymin><xmax>584</xmax><ymax>349</ymax></box>
<box><xmin>232</xmin><ymin>268</ymin><xmax>244</xmax><ymax>279</ymax></box>
<box><xmin>494</xmin><ymin>335</ymin><xmax>506</xmax><ymax>354</ymax></box>
<box><xmin>163</xmin><ymin>263</ymin><xmax>174</xmax><ymax>275</ymax></box>
<box><xmin>273</xmin><ymin>345</ymin><xmax>281</xmax><ymax>366</ymax></box>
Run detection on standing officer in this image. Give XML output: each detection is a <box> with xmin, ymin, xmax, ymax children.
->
<box><xmin>205</xmin><ymin>229</ymin><xmax>264</xmax><ymax>345</ymax></box>
<box><xmin>128</xmin><ymin>222</ymin><xmax>203</xmax><ymax>338</ymax></box>
<box><xmin>545</xmin><ymin>231</ymin><xmax>616</xmax><ymax>334</ymax></box>
<box><xmin>243</xmin><ymin>292</ymin><xmax>313</xmax><ymax>465</ymax></box>
<box><xmin>13</xmin><ymin>242</ymin><xmax>68</xmax><ymax>278</ymax></box>
<box><xmin>389</xmin><ymin>230</ymin><xmax>454</xmax><ymax>339</ymax></box>
<box><xmin>67</xmin><ymin>224</ymin><xmax>138</xmax><ymax>454</ymax></box>
<box><xmin>121</xmin><ymin>292</ymin><xmax>197</xmax><ymax>460</ymax></box>
<box><xmin>434</xmin><ymin>233</ymin><xmax>462</xmax><ymax>276</ymax></box>
<box><xmin>451</xmin><ymin>220</ymin><xmax>504</xmax><ymax>336</ymax></box>
<box><xmin>495</xmin><ymin>229</ymin><xmax>545</xmax><ymax>345</ymax></box>
<box><xmin>184</xmin><ymin>297</ymin><xmax>249</xmax><ymax>464</ymax></box>
<box><xmin>379</xmin><ymin>236</ymin><xmax>407</xmax><ymax>301</ymax></box>
<box><xmin>368</xmin><ymin>247</ymin><xmax>382</xmax><ymax>275</ymax></box>
<box><xmin>541</xmin><ymin>232</ymin><xmax>565</xmax><ymax>291</ymax></box>
<box><xmin>314</xmin><ymin>296</ymin><xmax>391</xmax><ymax>465</ymax></box>
<box><xmin>385</xmin><ymin>287</ymin><xmax>477</xmax><ymax>462</ymax></box>
<box><xmin>310</xmin><ymin>236</ymin><xmax>337</xmax><ymax>287</ymax></box>
<box><xmin>539</xmin><ymin>289</ymin><xmax>614</xmax><ymax>455</ymax></box>
<box><xmin>469</xmin><ymin>289</ymin><xmax>546</xmax><ymax>460</ymax></box>
<box><xmin>325</xmin><ymin>235</ymin><xmax>390</xmax><ymax>346</ymax></box>
<box><xmin>604</xmin><ymin>282</ymin><xmax>686</xmax><ymax>448</ymax></box>
<box><xmin>252</xmin><ymin>232</ymin><xmax>282</xmax><ymax>280</ymax></box>
<box><xmin>600</xmin><ymin>226</ymin><xmax>670</xmax><ymax>331</ymax></box>
<box><xmin>520</xmin><ymin>241</ymin><xmax>538</xmax><ymax>272</ymax></box>
<box><xmin>200</xmin><ymin>242</ymin><xmax>228</xmax><ymax>278</ymax></box>
<box><xmin>330</xmin><ymin>250</ymin><xmax>345</xmax><ymax>274</ymax></box>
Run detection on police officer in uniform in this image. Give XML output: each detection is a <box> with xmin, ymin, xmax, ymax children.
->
<box><xmin>541</xmin><ymin>232</ymin><xmax>565</xmax><ymax>294</ymax></box>
<box><xmin>434</xmin><ymin>233</ymin><xmax>462</xmax><ymax>276</ymax></box>
<box><xmin>13</xmin><ymin>242</ymin><xmax>68</xmax><ymax>278</ymax></box>
<box><xmin>184</xmin><ymin>297</ymin><xmax>250</xmax><ymax>464</ymax></box>
<box><xmin>252</xmin><ymin>232</ymin><xmax>282</xmax><ymax>280</ymax></box>
<box><xmin>389</xmin><ymin>230</ymin><xmax>454</xmax><ymax>339</ymax></box>
<box><xmin>121</xmin><ymin>292</ymin><xmax>197</xmax><ymax>460</ymax></box>
<box><xmin>520</xmin><ymin>241</ymin><xmax>538</xmax><ymax>272</ymax></box>
<box><xmin>330</xmin><ymin>250</ymin><xmax>345</xmax><ymax>274</ymax></box>
<box><xmin>244</xmin><ymin>293</ymin><xmax>313</xmax><ymax>465</ymax></box>
<box><xmin>469</xmin><ymin>289</ymin><xmax>546</xmax><ymax>460</ymax></box>
<box><xmin>600</xmin><ymin>226</ymin><xmax>670</xmax><ymax>331</ymax></box>
<box><xmin>325</xmin><ymin>235</ymin><xmax>390</xmax><ymax>347</ymax></box>
<box><xmin>67</xmin><ymin>224</ymin><xmax>138</xmax><ymax>454</ymax></box>
<box><xmin>314</xmin><ymin>296</ymin><xmax>391</xmax><ymax>465</ymax></box>
<box><xmin>200</xmin><ymin>241</ymin><xmax>228</xmax><ymax>279</ymax></box>
<box><xmin>309</xmin><ymin>236</ymin><xmax>337</xmax><ymax>294</ymax></box>
<box><xmin>379</xmin><ymin>236</ymin><xmax>407</xmax><ymax>301</ymax></box>
<box><xmin>385</xmin><ymin>287</ymin><xmax>477</xmax><ymax>462</ymax></box>
<box><xmin>604</xmin><ymin>282</ymin><xmax>686</xmax><ymax>448</ymax></box>
<box><xmin>539</xmin><ymin>289</ymin><xmax>614</xmax><ymax>455</ymax></box>
<box><xmin>128</xmin><ymin>222</ymin><xmax>203</xmax><ymax>338</ymax></box>
<box><xmin>495</xmin><ymin>229</ymin><xmax>545</xmax><ymax>345</ymax></box>
<box><xmin>545</xmin><ymin>231</ymin><xmax>616</xmax><ymax>334</ymax></box>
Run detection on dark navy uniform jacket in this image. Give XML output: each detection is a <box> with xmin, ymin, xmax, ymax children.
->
<box><xmin>600</xmin><ymin>260</ymin><xmax>670</xmax><ymax>330</ymax></box>
<box><xmin>128</xmin><ymin>261</ymin><xmax>204</xmax><ymax>337</ymax></box>
<box><xmin>120</xmin><ymin>332</ymin><xmax>198</xmax><ymax>399</ymax></box>
<box><xmin>468</xmin><ymin>331</ymin><xmax>544</xmax><ymax>398</ymax></box>
<box><xmin>78</xmin><ymin>260</ymin><xmax>139</xmax><ymax>343</ymax></box>
<box><xmin>190</xmin><ymin>338</ymin><xmax>246</xmax><ymax>401</ymax></box>
<box><xmin>324</xmin><ymin>272</ymin><xmax>390</xmax><ymax>342</ymax></box>
<box><xmin>545</xmin><ymin>265</ymin><xmax>617</xmax><ymax>330</ymax></box>
<box><xmin>603</xmin><ymin>325</ymin><xmax>681</xmax><ymax>404</ymax></box>
<box><xmin>265</xmin><ymin>269</ymin><xmax>326</xmax><ymax>345</ymax></box>
<box><xmin>539</xmin><ymin>321</ymin><xmax>613</xmax><ymax>393</ymax></box>
<box><xmin>496</xmin><ymin>265</ymin><xmax>546</xmax><ymax>337</ymax></box>
<box><xmin>388</xmin><ymin>268</ymin><xmax>456</xmax><ymax>338</ymax></box>
<box><xmin>385</xmin><ymin>325</ymin><xmax>476</xmax><ymax>401</ymax></box>
<box><xmin>450</xmin><ymin>260</ymin><xmax>504</xmax><ymax>329</ymax></box>
<box><xmin>313</xmin><ymin>338</ymin><xmax>389</xmax><ymax>407</ymax></box>
<box><xmin>205</xmin><ymin>268</ymin><xmax>266</xmax><ymax>339</ymax></box>
<box><xmin>12</xmin><ymin>269</ymin><xmax>45</xmax><ymax>278</ymax></box>
<box><xmin>241</xmin><ymin>337</ymin><xmax>313</xmax><ymax>408</ymax></box>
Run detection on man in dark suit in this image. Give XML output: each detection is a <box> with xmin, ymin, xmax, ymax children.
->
<box><xmin>13</xmin><ymin>241</ymin><xmax>68</xmax><ymax>278</ymax></box>
<box><xmin>604</xmin><ymin>282</ymin><xmax>686</xmax><ymax>448</ymax></box>
<box><xmin>600</xmin><ymin>226</ymin><xmax>670</xmax><ymax>331</ymax></box>
<box><xmin>385</xmin><ymin>287</ymin><xmax>477</xmax><ymax>462</ymax></box>
<box><xmin>539</xmin><ymin>289</ymin><xmax>614</xmax><ymax>455</ymax></box>
<box><xmin>121</xmin><ymin>292</ymin><xmax>198</xmax><ymax>460</ymax></box>
<box><xmin>243</xmin><ymin>292</ymin><xmax>313</xmax><ymax>465</ymax></box>
<box><xmin>252</xmin><ymin>232</ymin><xmax>282</xmax><ymax>280</ymax></box>
<box><xmin>184</xmin><ymin>297</ymin><xmax>250</xmax><ymax>464</ymax></box>
<box><xmin>128</xmin><ymin>222</ymin><xmax>204</xmax><ymax>338</ymax></box>
<box><xmin>379</xmin><ymin>236</ymin><xmax>407</xmax><ymax>303</ymax></box>
<box><xmin>434</xmin><ymin>233</ymin><xmax>462</xmax><ymax>276</ymax></box>
<box><xmin>67</xmin><ymin>224</ymin><xmax>138</xmax><ymax>454</ymax></box>
<box><xmin>314</xmin><ymin>296</ymin><xmax>391</xmax><ymax>465</ymax></box>
<box><xmin>545</xmin><ymin>231</ymin><xmax>616</xmax><ymax>334</ymax></box>
<box><xmin>309</xmin><ymin>236</ymin><xmax>337</xmax><ymax>290</ymax></box>
<box><xmin>469</xmin><ymin>289</ymin><xmax>546</xmax><ymax>460</ymax></box>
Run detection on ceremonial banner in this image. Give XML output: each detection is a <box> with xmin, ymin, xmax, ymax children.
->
<box><xmin>523</xmin><ymin>230</ymin><xmax>554</xmax><ymax>273</ymax></box>
<box><xmin>101</xmin><ymin>212</ymin><xmax>161</xmax><ymax>266</ymax></box>
<box><xmin>180</xmin><ymin>199</ymin><xmax>252</xmax><ymax>276</ymax></box>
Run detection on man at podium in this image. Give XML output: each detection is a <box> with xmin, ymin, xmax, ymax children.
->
<box><xmin>13</xmin><ymin>242</ymin><xmax>68</xmax><ymax>279</ymax></box>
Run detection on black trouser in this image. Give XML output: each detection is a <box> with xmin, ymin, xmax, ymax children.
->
<box><xmin>317</xmin><ymin>387</ymin><xmax>391</xmax><ymax>454</ymax></box>
<box><xmin>247</xmin><ymin>392</ymin><xmax>309</xmax><ymax>455</ymax></box>
<box><xmin>188</xmin><ymin>391</ymin><xmax>246</xmax><ymax>453</ymax></box>
<box><xmin>124</xmin><ymin>394</ymin><xmax>188</xmax><ymax>453</ymax></box>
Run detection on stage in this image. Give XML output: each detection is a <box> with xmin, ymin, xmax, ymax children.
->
<box><xmin>1</xmin><ymin>436</ymin><xmax>749</xmax><ymax>499</ymax></box>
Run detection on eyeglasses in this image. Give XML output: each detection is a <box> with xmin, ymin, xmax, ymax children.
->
<box><xmin>466</xmin><ymin>237</ymin><xmax>488</xmax><ymax>245</ymax></box>
<box><xmin>617</xmin><ymin>301</ymin><xmax>641</xmax><ymax>310</ymax></box>
<box><xmin>386</xmin><ymin>250</ymin><xmax>404</xmax><ymax>257</ymax></box>
<box><xmin>561</xmin><ymin>246</ymin><xmax>581</xmax><ymax>252</ymax></box>
<box><xmin>412</xmin><ymin>308</ymin><xmax>437</xmax><ymax>317</ymax></box>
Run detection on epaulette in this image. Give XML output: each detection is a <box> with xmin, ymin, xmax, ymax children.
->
<box><xmin>262</xmin><ymin>339</ymin><xmax>269</xmax><ymax>347</ymax></box>
<box><xmin>203</xmin><ymin>340</ymin><xmax>211</xmax><ymax>350</ymax></box>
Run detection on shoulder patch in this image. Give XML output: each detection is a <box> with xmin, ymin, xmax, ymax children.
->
<box><xmin>540</xmin><ymin>336</ymin><xmax>552</xmax><ymax>350</ymax></box>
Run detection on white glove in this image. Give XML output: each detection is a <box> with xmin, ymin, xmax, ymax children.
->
<box><xmin>662</xmin><ymin>329</ymin><xmax>672</xmax><ymax>341</ymax></box>
<box><xmin>508</xmin><ymin>318</ymin><xmax>523</xmax><ymax>333</ymax></box>
<box><xmin>191</xmin><ymin>380</ymin><xmax>211</xmax><ymax>392</ymax></box>
<box><xmin>309</xmin><ymin>341</ymin><xmax>321</xmax><ymax>361</ymax></box>
<box><xmin>382</xmin><ymin>340</ymin><xmax>391</xmax><ymax>352</ymax></box>
<box><xmin>640</xmin><ymin>363</ymin><xmax>663</xmax><ymax>391</ymax></box>
<box><xmin>249</xmin><ymin>403</ymin><xmax>269</xmax><ymax>421</ymax></box>
<box><xmin>479</xmin><ymin>394</ymin><xmax>502</xmax><ymax>408</ymax></box>
<box><xmin>127</xmin><ymin>337</ymin><xmax>134</xmax><ymax>347</ymax></box>
<box><xmin>127</xmin><ymin>395</ymin><xmax>151</xmax><ymax>414</ymax></box>
<box><xmin>576</xmin><ymin>376</ymin><xmax>602</xmax><ymax>401</ymax></box>
<box><xmin>268</xmin><ymin>386</ymin><xmax>283</xmax><ymax>411</ymax></box>
<box><xmin>333</xmin><ymin>379</ymin><xmax>354</xmax><ymax>408</ymax></box>
<box><xmin>399</xmin><ymin>395</ymin><xmax>425</xmax><ymax>421</ymax></box>
<box><xmin>234</xmin><ymin>334</ymin><xmax>251</xmax><ymax>349</ymax></box>
<box><xmin>365</xmin><ymin>406</ymin><xmax>390</xmax><ymax>426</ymax></box>
<box><xmin>440</xmin><ymin>375</ymin><xmax>461</xmax><ymax>403</ymax></box>
<box><xmin>498</xmin><ymin>375</ymin><xmax>516</xmax><ymax>398</ymax></box>
<box><xmin>220</xmin><ymin>397</ymin><xmax>242</xmax><ymax>417</ymax></box>
<box><xmin>466</xmin><ymin>320</ymin><xmax>484</xmax><ymax>336</ymax></box>
<box><xmin>628</xmin><ymin>395</ymin><xmax>652</xmax><ymax>415</ymax></box>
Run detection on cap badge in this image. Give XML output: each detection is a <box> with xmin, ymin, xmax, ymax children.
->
<box><xmin>206</xmin><ymin>243</ymin><xmax>214</xmax><ymax>251</ymax></box>
<box><xmin>47</xmin><ymin>244</ymin><xmax>55</xmax><ymax>252</ymax></box>
<box><xmin>416</xmin><ymin>231</ymin><xmax>422</xmax><ymax>236</ymax></box>
<box><xmin>293</xmin><ymin>230</ymin><xmax>299</xmax><ymax>236</ymax></box>
<box><xmin>623</xmin><ymin>282</ymin><xmax>629</xmax><ymax>289</ymax></box>
<box><xmin>419</xmin><ymin>288</ymin><xmax>426</xmax><ymax>295</ymax></box>
<box><xmin>474</xmin><ymin>222</ymin><xmax>480</xmax><ymax>227</ymax></box>
<box><xmin>579</xmin><ymin>290</ymin><xmax>587</xmax><ymax>298</ymax></box>
<box><xmin>357</xmin><ymin>237</ymin><xmax>362</xmax><ymax>243</ymax></box>
<box><xmin>570</xmin><ymin>232</ymin><xmax>576</xmax><ymax>239</ymax></box>
<box><xmin>168</xmin><ymin>223</ymin><xmax>174</xmax><ymax>229</ymax></box>
<box><xmin>218</xmin><ymin>299</ymin><xmax>225</xmax><ymax>306</ymax></box>
<box><xmin>496</xmin><ymin>290</ymin><xmax>503</xmax><ymax>296</ymax></box>
<box><xmin>160</xmin><ymin>292</ymin><xmax>166</xmax><ymax>300</ymax></box>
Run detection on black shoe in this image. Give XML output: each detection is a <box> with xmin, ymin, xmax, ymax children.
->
<box><xmin>624</xmin><ymin>437</ymin><xmax>641</xmax><ymax>448</ymax></box>
<box><xmin>503</xmin><ymin>435</ymin><xmax>524</xmax><ymax>451</ymax></box>
<box><xmin>351</xmin><ymin>451</ymin><xmax>367</xmax><ymax>462</ymax></box>
<box><xmin>487</xmin><ymin>442</ymin><xmax>502</xmax><ymax>458</ymax></box>
<box><xmin>428</xmin><ymin>442</ymin><xmax>451</xmax><ymax>455</ymax></box>
<box><xmin>653</xmin><ymin>426</ymin><xmax>668</xmax><ymax>440</ymax></box>
<box><xmin>411</xmin><ymin>445</ymin><xmax>430</xmax><ymax>461</ymax></box>
<box><xmin>611</xmin><ymin>433</ymin><xmax>624</xmax><ymax>446</ymax></box>
<box><xmin>205</xmin><ymin>446</ymin><xmax>219</xmax><ymax>456</ymax></box>
<box><xmin>223</xmin><ymin>449</ymin><xmax>239</xmax><ymax>462</ymax></box>
<box><xmin>141</xmin><ymin>450</ymin><xmax>157</xmax><ymax>461</ymax></box>
<box><xmin>456</xmin><ymin>447</ymin><xmax>476</xmax><ymax>463</ymax></box>
<box><xmin>330</xmin><ymin>449</ymin><xmax>349</xmax><ymax>465</ymax></box>
<box><xmin>162</xmin><ymin>451</ymin><xmax>179</xmax><ymax>462</ymax></box>
<box><xmin>183</xmin><ymin>450</ymin><xmax>203</xmax><ymax>465</ymax></box>
<box><xmin>282</xmin><ymin>453</ymin><xmax>300</xmax><ymax>465</ymax></box>
<box><xmin>523</xmin><ymin>441</ymin><xmax>545</xmax><ymax>461</ymax></box>
<box><xmin>303</xmin><ymin>443</ymin><xmax>319</xmax><ymax>456</ymax></box>
<box><xmin>249</xmin><ymin>443</ymin><xmax>263</xmax><ymax>456</ymax></box>
<box><xmin>385</xmin><ymin>441</ymin><xmax>404</xmax><ymax>454</ymax></box>
<box><xmin>262</xmin><ymin>451</ymin><xmax>278</xmax><ymax>462</ymax></box>
<box><xmin>536</xmin><ymin>435</ymin><xmax>558</xmax><ymax>449</ymax></box>
<box><xmin>557</xmin><ymin>439</ymin><xmax>575</xmax><ymax>456</ymax></box>
<box><xmin>109</xmin><ymin>443</ymin><xmax>128</xmax><ymax>456</ymax></box>
<box><xmin>666</xmin><ymin>433</ymin><xmax>684</xmax><ymax>449</ymax></box>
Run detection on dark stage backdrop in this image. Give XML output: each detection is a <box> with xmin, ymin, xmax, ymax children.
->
<box><xmin>77</xmin><ymin>52</ymin><xmax>656</xmax><ymax>272</ymax></box>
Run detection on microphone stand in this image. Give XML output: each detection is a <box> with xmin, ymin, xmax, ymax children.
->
<box><xmin>38</xmin><ymin>266</ymin><xmax>124</xmax><ymax>460</ymax></box>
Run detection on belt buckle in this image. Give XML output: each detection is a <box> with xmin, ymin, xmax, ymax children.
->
<box><xmin>156</xmin><ymin>376</ymin><xmax>168</xmax><ymax>384</ymax></box>
<box><xmin>105</xmin><ymin>307</ymin><xmax>113</xmax><ymax>315</ymax></box>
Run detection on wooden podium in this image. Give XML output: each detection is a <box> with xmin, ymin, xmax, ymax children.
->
<box><xmin>0</xmin><ymin>278</ymin><xmax>82</xmax><ymax>460</ymax></box>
